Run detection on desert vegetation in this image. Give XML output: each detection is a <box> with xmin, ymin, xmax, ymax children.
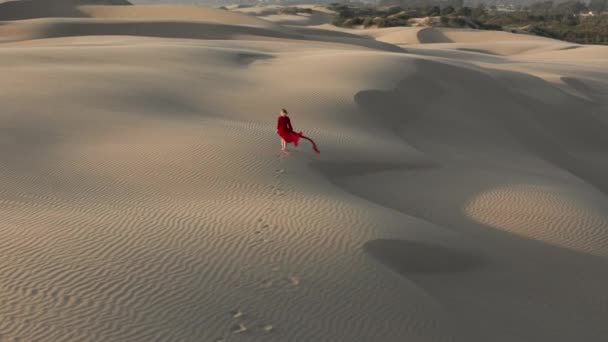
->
<box><xmin>329</xmin><ymin>0</ymin><xmax>608</xmax><ymax>44</ymax></box>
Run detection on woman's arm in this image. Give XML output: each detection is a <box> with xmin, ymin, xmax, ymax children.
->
<box><xmin>286</xmin><ymin>117</ymin><xmax>293</xmax><ymax>131</ymax></box>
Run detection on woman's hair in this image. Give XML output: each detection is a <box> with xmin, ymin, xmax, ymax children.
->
<box><xmin>281</xmin><ymin>108</ymin><xmax>288</xmax><ymax>114</ymax></box>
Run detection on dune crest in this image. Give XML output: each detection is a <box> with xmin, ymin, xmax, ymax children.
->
<box><xmin>79</xmin><ymin>4</ymin><xmax>277</xmax><ymax>27</ymax></box>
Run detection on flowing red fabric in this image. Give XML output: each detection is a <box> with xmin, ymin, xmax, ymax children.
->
<box><xmin>277</xmin><ymin>116</ymin><xmax>320</xmax><ymax>154</ymax></box>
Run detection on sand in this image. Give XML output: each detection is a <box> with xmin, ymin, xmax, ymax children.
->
<box><xmin>1</xmin><ymin>2</ymin><xmax>608</xmax><ymax>341</ymax></box>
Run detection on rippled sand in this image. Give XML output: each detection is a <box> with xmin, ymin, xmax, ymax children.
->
<box><xmin>1</xmin><ymin>1</ymin><xmax>608</xmax><ymax>341</ymax></box>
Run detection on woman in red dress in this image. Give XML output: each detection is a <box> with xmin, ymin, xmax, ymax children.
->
<box><xmin>276</xmin><ymin>109</ymin><xmax>320</xmax><ymax>154</ymax></box>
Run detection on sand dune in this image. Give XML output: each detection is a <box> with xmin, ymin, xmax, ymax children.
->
<box><xmin>80</xmin><ymin>4</ymin><xmax>277</xmax><ymax>27</ymax></box>
<box><xmin>441</xmin><ymin>27</ymin><xmax>556</xmax><ymax>43</ymax></box>
<box><xmin>0</xmin><ymin>18</ymin><xmax>298</xmax><ymax>42</ymax></box>
<box><xmin>0</xmin><ymin>4</ymin><xmax>402</xmax><ymax>51</ymax></box>
<box><xmin>2</xmin><ymin>2</ymin><xmax>608</xmax><ymax>342</ymax></box>
<box><xmin>322</xmin><ymin>25</ymin><xmax>578</xmax><ymax>57</ymax></box>
<box><xmin>234</xmin><ymin>5</ymin><xmax>334</xmax><ymax>26</ymax></box>
<box><xmin>0</xmin><ymin>0</ymin><xmax>88</xmax><ymax>20</ymax></box>
<box><xmin>0</xmin><ymin>0</ymin><xmax>132</xmax><ymax>20</ymax></box>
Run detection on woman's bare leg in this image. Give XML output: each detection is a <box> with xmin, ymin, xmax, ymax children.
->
<box><xmin>281</xmin><ymin>139</ymin><xmax>286</xmax><ymax>151</ymax></box>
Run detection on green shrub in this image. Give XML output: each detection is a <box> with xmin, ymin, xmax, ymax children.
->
<box><xmin>327</xmin><ymin>2</ymin><xmax>608</xmax><ymax>44</ymax></box>
<box><xmin>373</xmin><ymin>17</ymin><xmax>386</xmax><ymax>27</ymax></box>
<box><xmin>342</xmin><ymin>18</ymin><xmax>356</xmax><ymax>27</ymax></box>
<box><xmin>441</xmin><ymin>6</ymin><xmax>455</xmax><ymax>15</ymax></box>
<box><xmin>449</xmin><ymin>17</ymin><xmax>466</xmax><ymax>27</ymax></box>
<box><xmin>388</xmin><ymin>11</ymin><xmax>411</xmax><ymax>20</ymax></box>
<box><xmin>480</xmin><ymin>23</ymin><xmax>503</xmax><ymax>31</ymax></box>
<box><xmin>387</xmin><ymin>6</ymin><xmax>403</xmax><ymax>15</ymax></box>
<box><xmin>278</xmin><ymin>7</ymin><xmax>313</xmax><ymax>15</ymax></box>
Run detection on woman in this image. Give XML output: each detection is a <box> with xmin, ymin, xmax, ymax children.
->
<box><xmin>276</xmin><ymin>109</ymin><xmax>320</xmax><ymax>154</ymax></box>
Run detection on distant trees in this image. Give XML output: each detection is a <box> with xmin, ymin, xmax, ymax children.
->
<box><xmin>518</xmin><ymin>1</ymin><xmax>608</xmax><ymax>43</ymax></box>
<box><xmin>527</xmin><ymin>0</ymin><xmax>589</xmax><ymax>17</ymax></box>
<box><xmin>427</xmin><ymin>6</ymin><xmax>441</xmax><ymax>16</ymax></box>
<box><xmin>457</xmin><ymin>6</ymin><xmax>472</xmax><ymax>16</ymax></box>
<box><xmin>277</xmin><ymin>7</ymin><xmax>313</xmax><ymax>15</ymax></box>
<box><xmin>471</xmin><ymin>4</ymin><xmax>487</xmax><ymax>18</ymax></box>
<box><xmin>589</xmin><ymin>0</ymin><xmax>607</xmax><ymax>13</ymax></box>
<box><xmin>553</xmin><ymin>1</ymin><xmax>586</xmax><ymax>16</ymax></box>
<box><xmin>441</xmin><ymin>5</ymin><xmax>455</xmax><ymax>15</ymax></box>
<box><xmin>387</xmin><ymin>6</ymin><xmax>403</xmax><ymax>15</ymax></box>
<box><xmin>327</xmin><ymin>1</ymin><xmax>608</xmax><ymax>45</ymax></box>
<box><xmin>448</xmin><ymin>17</ymin><xmax>466</xmax><ymax>27</ymax></box>
<box><xmin>528</xmin><ymin>1</ymin><xmax>554</xmax><ymax>17</ymax></box>
<box><xmin>377</xmin><ymin>0</ymin><xmax>463</xmax><ymax>9</ymax></box>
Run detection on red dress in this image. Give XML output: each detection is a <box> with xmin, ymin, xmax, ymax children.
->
<box><xmin>277</xmin><ymin>115</ymin><xmax>303</xmax><ymax>146</ymax></box>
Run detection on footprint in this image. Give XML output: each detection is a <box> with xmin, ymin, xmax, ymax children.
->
<box><xmin>257</xmin><ymin>324</ymin><xmax>274</xmax><ymax>333</ymax></box>
<box><xmin>288</xmin><ymin>275</ymin><xmax>300</xmax><ymax>286</ymax></box>
<box><xmin>229</xmin><ymin>310</ymin><xmax>244</xmax><ymax>319</ymax></box>
<box><xmin>231</xmin><ymin>323</ymin><xmax>248</xmax><ymax>334</ymax></box>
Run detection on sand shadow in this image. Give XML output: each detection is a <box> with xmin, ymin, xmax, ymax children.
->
<box><xmin>354</xmin><ymin>61</ymin><xmax>446</xmax><ymax>129</ymax></box>
<box><xmin>456</xmin><ymin>47</ymin><xmax>500</xmax><ymax>56</ymax></box>
<box><xmin>355</xmin><ymin>58</ymin><xmax>608</xmax><ymax>197</ymax></box>
<box><xmin>558</xmin><ymin>45</ymin><xmax>581</xmax><ymax>51</ymax></box>
<box><xmin>311</xmin><ymin>160</ymin><xmax>438</xmax><ymax>178</ymax></box>
<box><xmin>0</xmin><ymin>0</ymin><xmax>92</xmax><ymax>20</ymax></box>
<box><xmin>236</xmin><ymin>52</ymin><xmax>274</xmax><ymax>66</ymax></box>
<box><xmin>364</xmin><ymin>239</ymin><xmax>484</xmax><ymax>274</ymax></box>
<box><xmin>416</xmin><ymin>27</ymin><xmax>453</xmax><ymax>44</ymax></box>
<box><xmin>561</xmin><ymin>76</ymin><xmax>603</xmax><ymax>102</ymax></box>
